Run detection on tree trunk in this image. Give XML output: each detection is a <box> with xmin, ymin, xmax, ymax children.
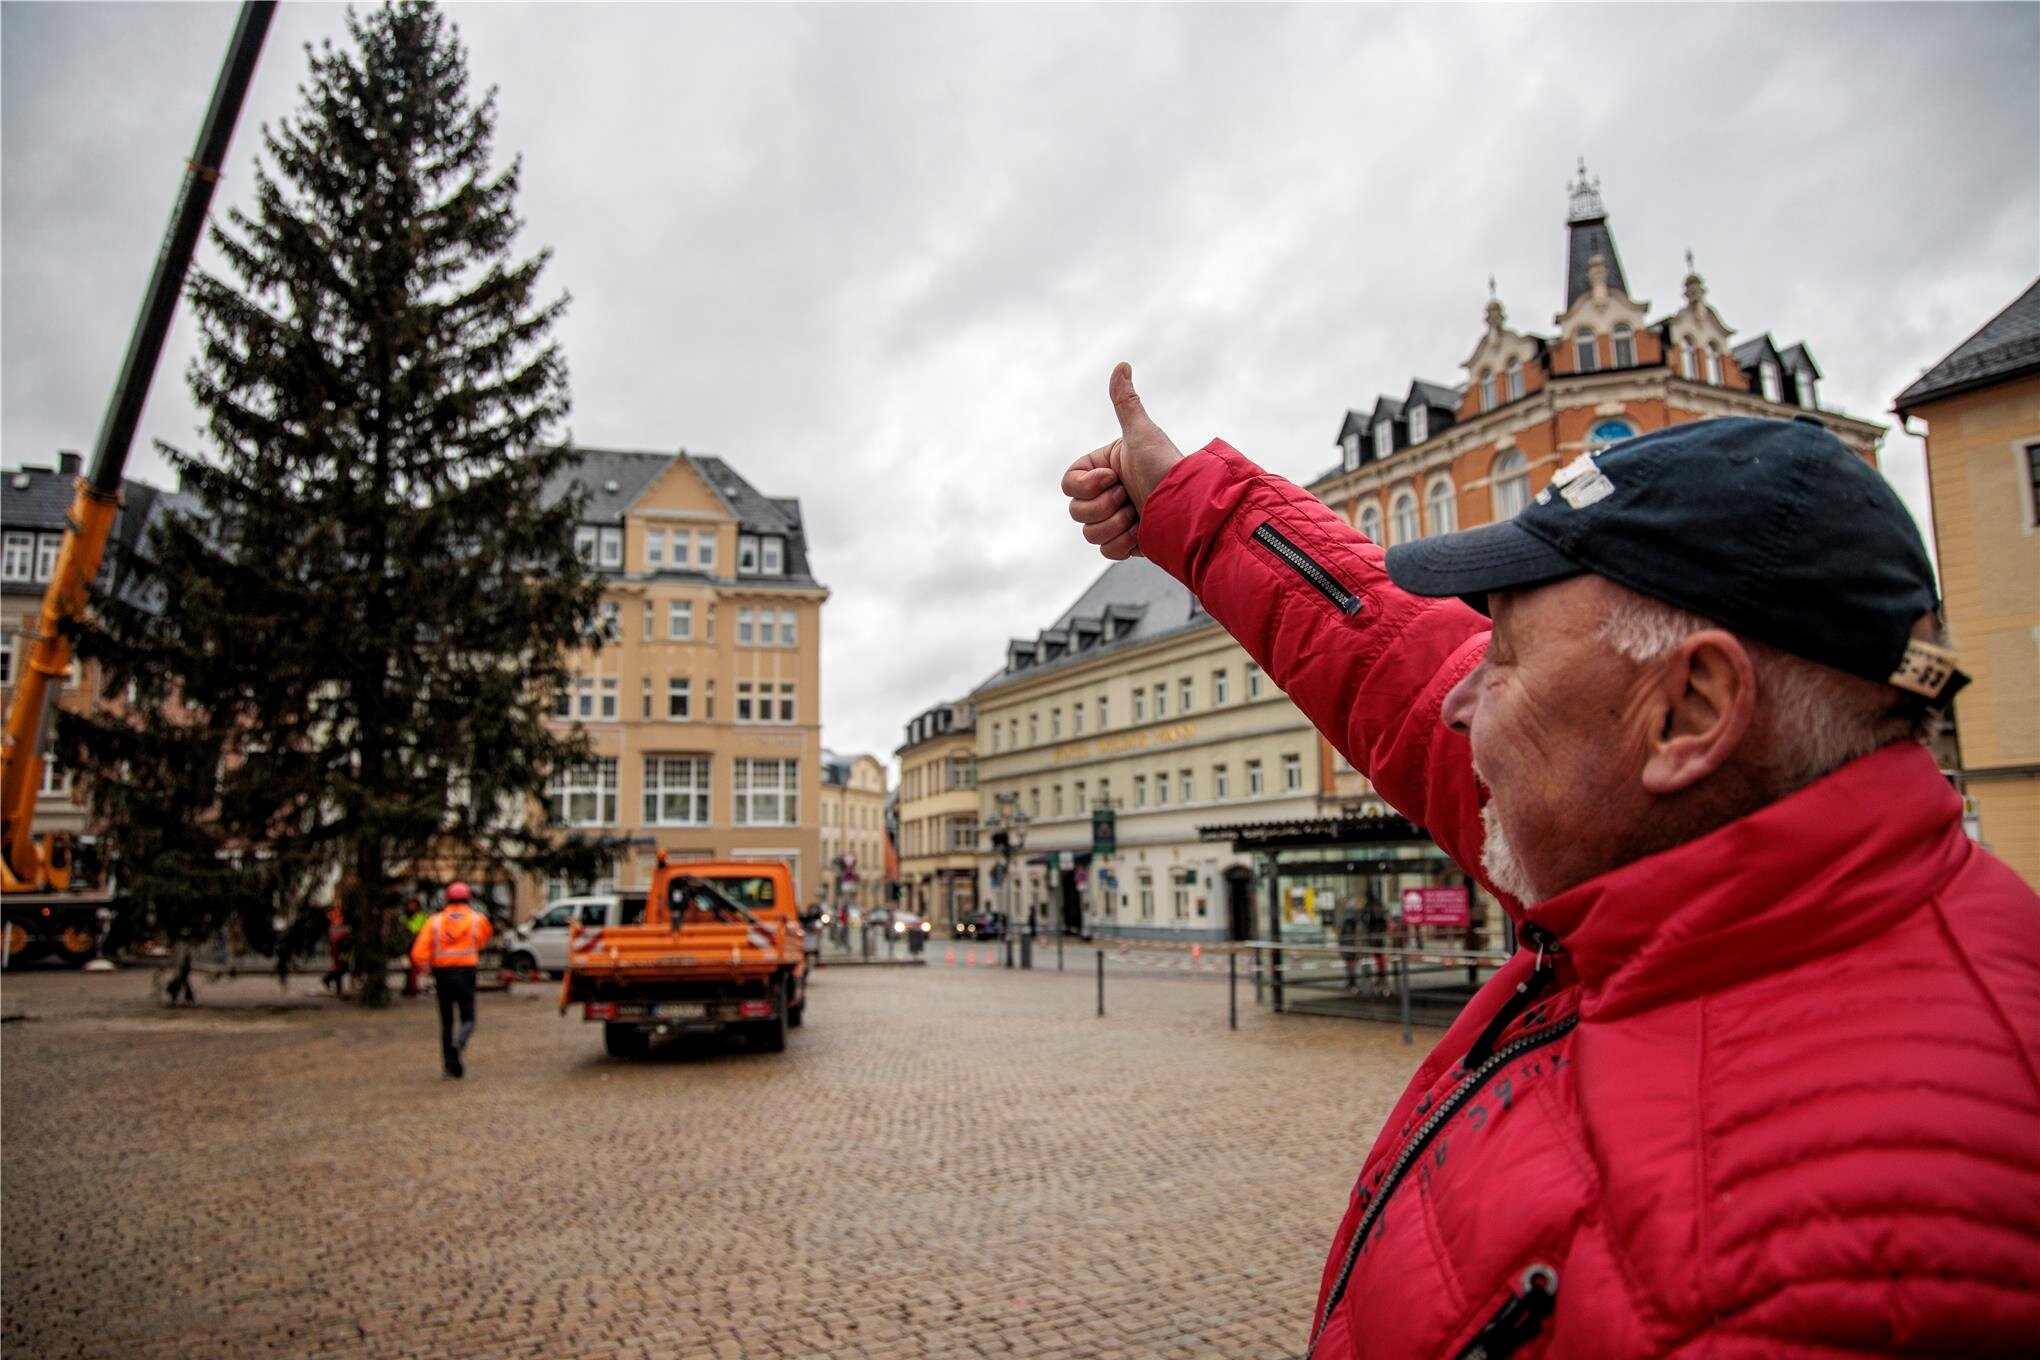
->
<box><xmin>351</xmin><ymin>845</ymin><xmax>392</xmax><ymax>1009</ymax></box>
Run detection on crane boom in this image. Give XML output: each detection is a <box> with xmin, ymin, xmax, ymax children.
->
<box><xmin>0</xmin><ymin>2</ymin><xmax>275</xmax><ymax>896</ymax></box>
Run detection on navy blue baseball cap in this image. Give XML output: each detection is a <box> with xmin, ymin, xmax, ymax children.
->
<box><xmin>1384</xmin><ymin>416</ymin><xmax>1968</xmax><ymax>703</ymax></box>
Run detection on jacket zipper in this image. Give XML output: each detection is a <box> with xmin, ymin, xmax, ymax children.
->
<box><xmin>1453</xmin><ymin>1263</ymin><xmax>1560</xmax><ymax>1360</ymax></box>
<box><xmin>1302</xmin><ymin>1011</ymin><xmax>1579</xmax><ymax>1359</ymax></box>
<box><xmin>1252</xmin><ymin>523</ymin><xmax>1362</xmax><ymax>616</ymax></box>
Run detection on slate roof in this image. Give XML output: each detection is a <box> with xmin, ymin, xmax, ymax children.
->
<box><xmin>539</xmin><ymin>447</ymin><xmax>672</xmax><ymax>521</ymax></box>
<box><xmin>1731</xmin><ymin>334</ymin><xmax>1781</xmax><ymax>373</ymax></box>
<box><xmin>1</xmin><ymin>461</ymin><xmax>165</xmax><ymax>596</ymax></box>
<box><xmin>973</xmin><ymin>556</ymin><xmax>1208</xmax><ymax>697</ymax></box>
<box><xmin>1408</xmin><ymin>379</ymin><xmax>1464</xmax><ymax>411</ymax></box>
<box><xmin>1778</xmin><ymin>343</ymin><xmax>1821</xmax><ymax>380</ymax></box>
<box><xmin>1894</xmin><ymin>277</ymin><xmax>2040</xmax><ymax>414</ymax></box>
<box><xmin>1565</xmin><ymin>214</ymin><xmax>1630</xmax><ymax>306</ymax></box>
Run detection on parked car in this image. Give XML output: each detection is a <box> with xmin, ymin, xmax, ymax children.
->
<box><xmin>502</xmin><ymin>894</ymin><xmax>644</xmax><ymax>979</ymax></box>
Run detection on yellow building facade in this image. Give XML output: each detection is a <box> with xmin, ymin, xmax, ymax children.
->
<box><xmin>820</xmin><ymin>751</ymin><xmax>889</xmax><ymax>913</ymax></box>
<box><xmin>1897</xmin><ymin>279</ymin><xmax>2040</xmax><ymax>890</ymax></box>
<box><xmin>522</xmin><ymin>448</ymin><xmax>827</xmax><ymax>919</ymax></box>
<box><xmin>896</xmin><ymin>701</ymin><xmax>979</xmax><ymax>932</ymax></box>
<box><xmin>971</xmin><ymin>558</ymin><xmax>1326</xmax><ymax>941</ymax></box>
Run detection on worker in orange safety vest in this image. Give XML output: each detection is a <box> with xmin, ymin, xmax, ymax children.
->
<box><xmin>409</xmin><ymin>882</ymin><xmax>493</xmax><ymax>1078</ymax></box>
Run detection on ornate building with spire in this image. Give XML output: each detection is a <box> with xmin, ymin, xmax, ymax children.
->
<box><xmin>1311</xmin><ymin>161</ymin><xmax>1885</xmax><ymax>808</ymax></box>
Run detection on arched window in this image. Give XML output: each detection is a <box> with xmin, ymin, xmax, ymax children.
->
<box><xmin>1705</xmin><ymin>343</ymin><xmax>1723</xmax><ymax>385</ymax></box>
<box><xmin>1575</xmin><ymin>329</ymin><xmax>1598</xmax><ymax>373</ymax></box>
<box><xmin>1373</xmin><ymin>419</ymin><xmax>1394</xmax><ymax>460</ymax></box>
<box><xmin>1390</xmin><ymin>491</ymin><xmax>1421</xmax><ymax>545</ymax></box>
<box><xmin>1492</xmin><ymin>449</ymin><xmax>1530</xmax><ymax>519</ymax></box>
<box><xmin>1342</xmin><ymin>431</ymin><xmax>1361</xmax><ymax>470</ymax></box>
<box><xmin>1588</xmin><ymin>419</ymin><xmax>1636</xmax><ymax>448</ymax></box>
<box><xmin>1478</xmin><ymin>368</ymin><xmax>1495</xmax><ymax>412</ymax></box>
<box><xmin>1426</xmin><ymin>479</ymin><xmax>1457</xmax><ymax>536</ymax></box>
<box><xmin>1505</xmin><ymin>357</ymin><xmax>1524</xmax><ymax>400</ymax></box>
<box><xmin>1797</xmin><ymin>368</ymin><xmax>1817</xmax><ymax>410</ymax></box>
<box><xmin>1408</xmin><ymin>404</ymin><xmax>1429</xmax><ymax>444</ymax></box>
<box><xmin>1760</xmin><ymin>361</ymin><xmax>1782</xmax><ymax>403</ymax></box>
<box><xmin>1612</xmin><ymin>324</ymin><xmax>1634</xmax><ymax>368</ymax></box>
<box><xmin>1679</xmin><ymin>339</ymin><xmax>1696</xmax><ymax>380</ymax></box>
<box><xmin>1358</xmin><ymin>501</ymin><xmax>1384</xmax><ymax>543</ymax></box>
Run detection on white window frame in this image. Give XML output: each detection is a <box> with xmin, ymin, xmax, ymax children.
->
<box><xmin>778</xmin><ymin>608</ymin><xmax>796</xmax><ymax>646</ymax></box>
<box><xmin>1153</xmin><ymin>682</ymin><xmax>1166</xmax><ymax>718</ymax></box>
<box><xmin>777</xmin><ymin>682</ymin><xmax>795</xmax><ymax>724</ymax></box>
<box><xmin>1051</xmin><ymin>707</ymin><xmax>1062</xmax><ymax>740</ymax></box>
<box><xmin>667</xmin><ymin>677</ymin><xmax>691</xmax><ymax>720</ymax></box>
<box><xmin>1133</xmin><ymin>775</ymin><xmax>1147</xmax><ymax>808</ymax></box>
<box><xmin>644</xmin><ymin>755</ymin><xmax>711</xmax><ymax>826</ymax></box>
<box><xmin>1373</xmin><ymin>419</ymin><xmax>1393</xmax><ymax>460</ymax></box>
<box><xmin>738</xmin><ymin>534</ymin><xmax>760</xmax><ymax>573</ymax></box>
<box><xmin>1153</xmin><ymin>770</ymin><xmax>1168</xmax><ymax>806</ymax></box>
<box><xmin>1213</xmin><ymin>765</ymin><xmax>1230</xmax><ymax>799</ymax></box>
<box><xmin>737</xmin><ymin>607</ymin><xmax>754</xmax><ymax>646</ymax></box>
<box><xmin>732</xmin><ymin>757</ymin><xmax>799</xmax><ymax>827</ymax></box>
<box><xmin>1798</xmin><ymin>369</ymin><xmax>1818</xmax><ymax>410</ymax></box>
<box><xmin>0</xmin><ymin>632</ymin><xmax>12</xmax><ymax>686</ymax></box>
<box><xmin>761</xmin><ymin>537</ymin><xmax>784</xmax><ymax>575</ymax></box>
<box><xmin>598</xmin><ymin>527</ymin><xmax>623</xmax><ymax>568</ymax></box>
<box><xmin>736</xmin><ymin>681</ymin><xmax>756</xmax><ymax>724</ymax></box>
<box><xmin>1246</xmin><ymin>759</ymin><xmax>1264</xmax><ymax>796</ymax></box>
<box><xmin>1479</xmin><ymin>369</ymin><xmax>1495</xmax><ymax>411</ymax></box>
<box><xmin>696</xmin><ymin>534</ymin><xmax>715</xmax><ymax>571</ymax></box>
<box><xmin>1359</xmin><ymin>502</ymin><xmax>1383</xmax><ymax>543</ymax></box>
<box><xmin>574</xmin><ymin>526</ymin><xmax>598</xmax><ymax>565</ymax></box>
<box><xmin>672</xmin><ymin>530</ymin><xmax>691</xmax><ymax>568</ymax></box>
<box><xmin>1096</xmin><ymin>697</ymin><xmax>1108</xmax><ymax>729</ymax></box>
<box><xmin>1283</xmin><ymin>753</ymin><xmax>1302</xmax><ymax>792</ymax></box>
<box><xmin>599</xmin><ymin>677</ymin><xmax>618</xmax><ymax>719</ymax></box>
<box><xmin>598</xmin><ymin>601</ymin><xmax>620</xmax><ymax>643</ymax></box>
<box><xmin>1390</xmin><ymin>491</ymin><xmax>1420</xmax><ymax>545</ymax></box>
<box><xmin>1680</xmin><ymin>341</ymin><xmax>1696</xmax><ymax>380</ymax></box>
<box><xmin>1132</xmin><ymin>688</ymin><xmax>1146</xmax><ymax>723</ymax></box>
<box><xmin>1212</xmin><ymin>669</ymin><xmax>1229</xmax><ymax>706</ymax></box>
<box><xmin>1179</xmin><ymin>769</ymin><xmax>1193</xmax><ymax>803</ymax></box>
<box><xmin>34</xmin><ymin>534</ymin><xmax>61</xmax><ymax>582</ymax></box>
<box><xmin>1612</xmin><ymin>324</ymin><xmax>1634</xmax><ymax>368</ymax></box>
<box><xmin>647</xmin><ymin>529</ymin><xmax>666</xmax><ymax>568</ymax></box>
<box><xmin>1178</xmin><ymin>676</ymin><xmax>1193</xmax><ymax>713</ymax></box>
<box><xmin>2</xmin><ymin>532</ymin><xmax>33</xmax><ymax>580</ymax></box>
<box><xmin>1408</xmin><ymin>404</ymin><xmax>1428</xmax><ymax>444</ymax></box>
<box><xmin>1342</xmin><ymin>431</ymin><xmax>1361</xmax><ymax>470</ymax></box>
<box><xmin>1426</xmin><ymin>478</ymin><xmax>1457</xmax><ymax>536</ymax></box>
<box><xmin>1506</xmin><ymin>358</ymin><xmax>1524</xmax><ymax>400</ymax></box>
<box><xmin>548</xmin><ymin>759</ymin><xmax>618</xmax><ymax>827</ymax></box>
<box><xmin>1761</xmin><ymin>360</ymin><xmax>1782</xmax><ymax>403</ymax></box>
<box><xmin>1493</xmin><ymin>450</ymin><xmax>1530</xmax><ymax>519</ymax></box>
<box><xmin>1706</xmin><ymin>344</ymin><xmax>1723</xmax><ymax>385</ymax></box>
<box><xmin>1246</xmin><ymin>663</ymin><xmax>1262</xmax><ymax>699</ymax></box>
<box><xmin>1575</xmin><ymin>329</ymin><xmax>1598</xmax><ymax>373</ymax></box>
<box><xmin>668</xmin><ymin>600</ymin><xmax>692</xmax><ymax>640</ymax></box>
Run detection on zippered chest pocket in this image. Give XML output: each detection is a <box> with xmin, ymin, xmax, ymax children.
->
<box><xmin>1252</xmin><ymin>522</ymin><xmax>1363</xmax><ymax>617</ymax></box>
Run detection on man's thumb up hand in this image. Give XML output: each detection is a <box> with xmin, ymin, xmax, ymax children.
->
<box><xmin>1062</xmin><ymin>363</ymin><xmax>1184</xmax><ymax>561</ymax></box>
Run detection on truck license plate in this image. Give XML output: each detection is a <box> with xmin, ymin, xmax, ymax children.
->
<box><xmin>655</xmin><ymin>1003</ymin><xmax>707</xmax><ymax>1020</ymax></box>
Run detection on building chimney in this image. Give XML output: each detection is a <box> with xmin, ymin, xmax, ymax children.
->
<box><xmin>58</xmin><ymin>450</ymin><xmax>81</xmax><ymax>477</ymax></box>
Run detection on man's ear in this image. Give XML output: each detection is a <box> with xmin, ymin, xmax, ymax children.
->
<box><xmin>1641</xmin><ymin>630</ymin><xmax>1756</xmax><ymax>794</ymax></box>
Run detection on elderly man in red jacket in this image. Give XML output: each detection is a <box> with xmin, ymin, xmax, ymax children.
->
<box><xmin>1065</xmin><ymin>365</ymin><xmax>2040</xmax><ymax>1358</ymax></box>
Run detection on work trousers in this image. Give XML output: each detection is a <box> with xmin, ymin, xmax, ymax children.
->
<box><xmin>433</xmin><ymin>966</ymin><xmax>478</xmax><ymax>1069</ymax></box>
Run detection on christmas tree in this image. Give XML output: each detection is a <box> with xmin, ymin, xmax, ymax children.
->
<box><xmin>64</xmin><ymin>1</ymin><xmax>616</xmax><ymax>1004</ymax></box>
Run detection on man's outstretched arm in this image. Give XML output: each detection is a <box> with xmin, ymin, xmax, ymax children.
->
<box><xmin>1063</xmin><ymin>364</ymin><xmax>1499</xmax><ymax>889</ymax></box>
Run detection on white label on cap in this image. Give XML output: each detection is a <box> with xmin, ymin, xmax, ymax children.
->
<box><xmin>1551</xmin><ymin>452</ymin><xmax>1615</xmax><ymax>508</ymax></box>
<box><xmin>1889</xmin><ymin>638</ymin><xmax>1962</xmax><ymax>698</ymax></box>
<box><xmin>1551</xmin><ymin>452</ymin><xmax>1600</xmax><ymax>487</ymax></box>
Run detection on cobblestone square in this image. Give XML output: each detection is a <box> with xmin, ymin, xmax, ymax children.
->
<box><xmin>4</xmin><ymin>958</ymin><xmax>1423</xmax><ymax>1359</ymax></box>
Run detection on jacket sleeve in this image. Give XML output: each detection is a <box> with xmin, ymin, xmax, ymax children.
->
<box><xmin>1140</xmin><ymin>440</ymin><xmax>1498</xmax><ymax>888</ymax></box>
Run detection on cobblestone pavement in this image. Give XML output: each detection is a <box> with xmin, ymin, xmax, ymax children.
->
<box><xmin>3</xmin><ymin>955</ymin><xmax>1425</xmax><ymax>1359</ymax></box>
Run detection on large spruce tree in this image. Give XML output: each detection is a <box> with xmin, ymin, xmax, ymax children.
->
<box><xmin>64</xmin><ymin>1</ymin><xmax>614</xmax><ymax>1004</ymax></box>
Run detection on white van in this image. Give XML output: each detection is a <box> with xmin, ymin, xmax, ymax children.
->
<box><xmin>502</xmin><ymin>893</ymin><xmax>646</xmax><ymax>979</ymax></box>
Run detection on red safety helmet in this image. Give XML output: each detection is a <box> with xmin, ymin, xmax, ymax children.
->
<box><xmin>446</xmin><ymin>881</ymin><xmax>471</xmax><ymax>904</ymax></box>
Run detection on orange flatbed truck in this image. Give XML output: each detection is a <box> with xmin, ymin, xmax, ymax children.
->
<box><xmin>559</xmin><ymin>857</ymin><xmax>808</xmax><ymax>1057</ymax></box>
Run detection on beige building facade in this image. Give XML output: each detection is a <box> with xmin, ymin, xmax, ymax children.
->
<box><xmin>522</xmin><ymin>448</ymin><xmax>828</xmax><ymax>919</ymax></box>
<box><xmin>1897</xmin><ymin>279</ymin><xmax>2040</xmax><ymax>890</ymax></box>
<box><xmin>819</xmin><ymin>751</ymin><xmax>889</xmax><ymax>913</ymax></box>
<box><xmin>895</xmin><ymin>701</ymin><xmax>978</xmax><ymax>932</ymax></box>
<box><xmin>971</xmin><ymin>558</ymin><xmax>1327</xmax><ymax>942</ymax></box>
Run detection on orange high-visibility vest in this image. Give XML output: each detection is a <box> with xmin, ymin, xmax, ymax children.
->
<box><xmin>410</xmin><ymin>906</ymin><xmax>492</xmax><ymax>969</ymax></box>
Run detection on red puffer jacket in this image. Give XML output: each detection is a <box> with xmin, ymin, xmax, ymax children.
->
<box><xmin>1142</xmin><ymin>441</ymin><xmax>2040</xmax><ymax>1358</ymax></box>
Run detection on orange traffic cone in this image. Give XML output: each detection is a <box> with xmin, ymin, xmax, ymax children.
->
<box><xmin>966</xmin><ymin>948</ymin><xmax>977</xmax><ymax>966</ymax></box>
<box><xmin>1191</xmin><ymin>942</ymin><xmax>1203</xmax><ymax>965</ymax></box>
<box><xmin>945</xmin><ymin>947</ymin><xmax>956</xmax><ymax>965</ymax></box>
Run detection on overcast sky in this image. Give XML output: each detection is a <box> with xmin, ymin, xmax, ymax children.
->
<box><xmin>5</xmin><ymin>2</ymin><xmax>2036</xmax><ymax>772</ymax></box>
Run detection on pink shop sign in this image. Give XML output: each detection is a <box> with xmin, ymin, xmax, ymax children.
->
<box><xmin>1400</xmin><ymin>886</ymin><xmax>1470</xmax><ymax>927</ymax></box>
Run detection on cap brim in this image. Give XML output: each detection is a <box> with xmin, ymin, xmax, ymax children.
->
<box><xmin>1383</xmin><ymin>519</ymin><xmax>1581</xmax><ymax>614</ymax></box>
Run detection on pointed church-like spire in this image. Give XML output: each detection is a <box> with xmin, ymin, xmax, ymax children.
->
<box><xmin>1564</xmin><ymin>157</ymin><xmax>1629</xmax><ymax>306</ymax></box>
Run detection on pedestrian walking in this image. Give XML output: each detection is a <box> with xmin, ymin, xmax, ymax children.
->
<box><xmin>410</xmin><ymin>882</ymin><xmax>493</xmax><ymax>1079</ymax></box>
<box><xmin>399</xmin><ymin>896</ymin><xmax>429</xmax><ymax>998</ymax></box>
<box><xmin>1333</xmin><ymin>897</ymin><xmax>1361</xmax><ymax>992</ymax></box>
<box><xmin>321</xmin><ymin>901</ymin><xmax>350</xmax><ymax>995</ymax></box>
<box><xmin>1061</xmin><ymin>363</ymin><xmax>2038</xmax><ymax>1355</ymax></box>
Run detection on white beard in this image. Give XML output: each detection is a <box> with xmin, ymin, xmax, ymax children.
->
<box><xmin>1480</xmin><ymin>802</ymin><xmax>1545</xmax><ymax>906</ymax></box>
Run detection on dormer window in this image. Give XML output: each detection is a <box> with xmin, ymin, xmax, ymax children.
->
<box><xmin>1760</xmin><ymin>361</ymin><xmax>1782</xmax><ymax>404</ymax></box>
<box><xmin>574</xmin><ymin>526</ymin><xmax>597</xmax><ymax>564</ymax></box>
<box><xmin>1342</xmin><ymin>431</ymin><xmax>1361</xmax><ymax>471</ymax></box>
<box><xmin>1574</xmin><ymin>329</ymin><xmax>1598</xmax><ymax>374</ymax></box>
<box><xmin>1705</xmin><ymin>343</ymin><xmax>1723</xmax><ymax>385</ymax></box>
<box><xmin>1408</xmin><ymin>405</ymin><xmax>1428</xmax><ymax>444</ymax></box>
<box><xmin>1478</xmin><ymin>368</ymin><xmax>1495</xmax><ymax>412</ymax></box>
<box><xmin>738</xmin><ymin>534</ymin><xmax>759</xmax><ymax>573</ymax></box>
<box><xmin>1373</xmin><ymin>419</ymin><xmax>1393</xmax><ymax>460</ymax></box>
<box><xmin>1505</xmin><ymin>358</ymin><xmax>1523</xmax><ymax>400</ymax></box>
<box><xmin>599</xmin><ymin>527</ymin><xmax>622</xmax><ymax>568</ymax></box>
<box><xmin>761</xmin><ymin>537</ymin><xmax>784</xmax><ymax>575</ymax></box>
<box><xmin>1612</xmin><ymin>324</ymin><xmax>1634</xmax><ymax>368</ymax></box>
<box><xmin>1798</xmin><ymin>369</ymin><xmax>1817</xmax><ymax>410</ymax></box>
